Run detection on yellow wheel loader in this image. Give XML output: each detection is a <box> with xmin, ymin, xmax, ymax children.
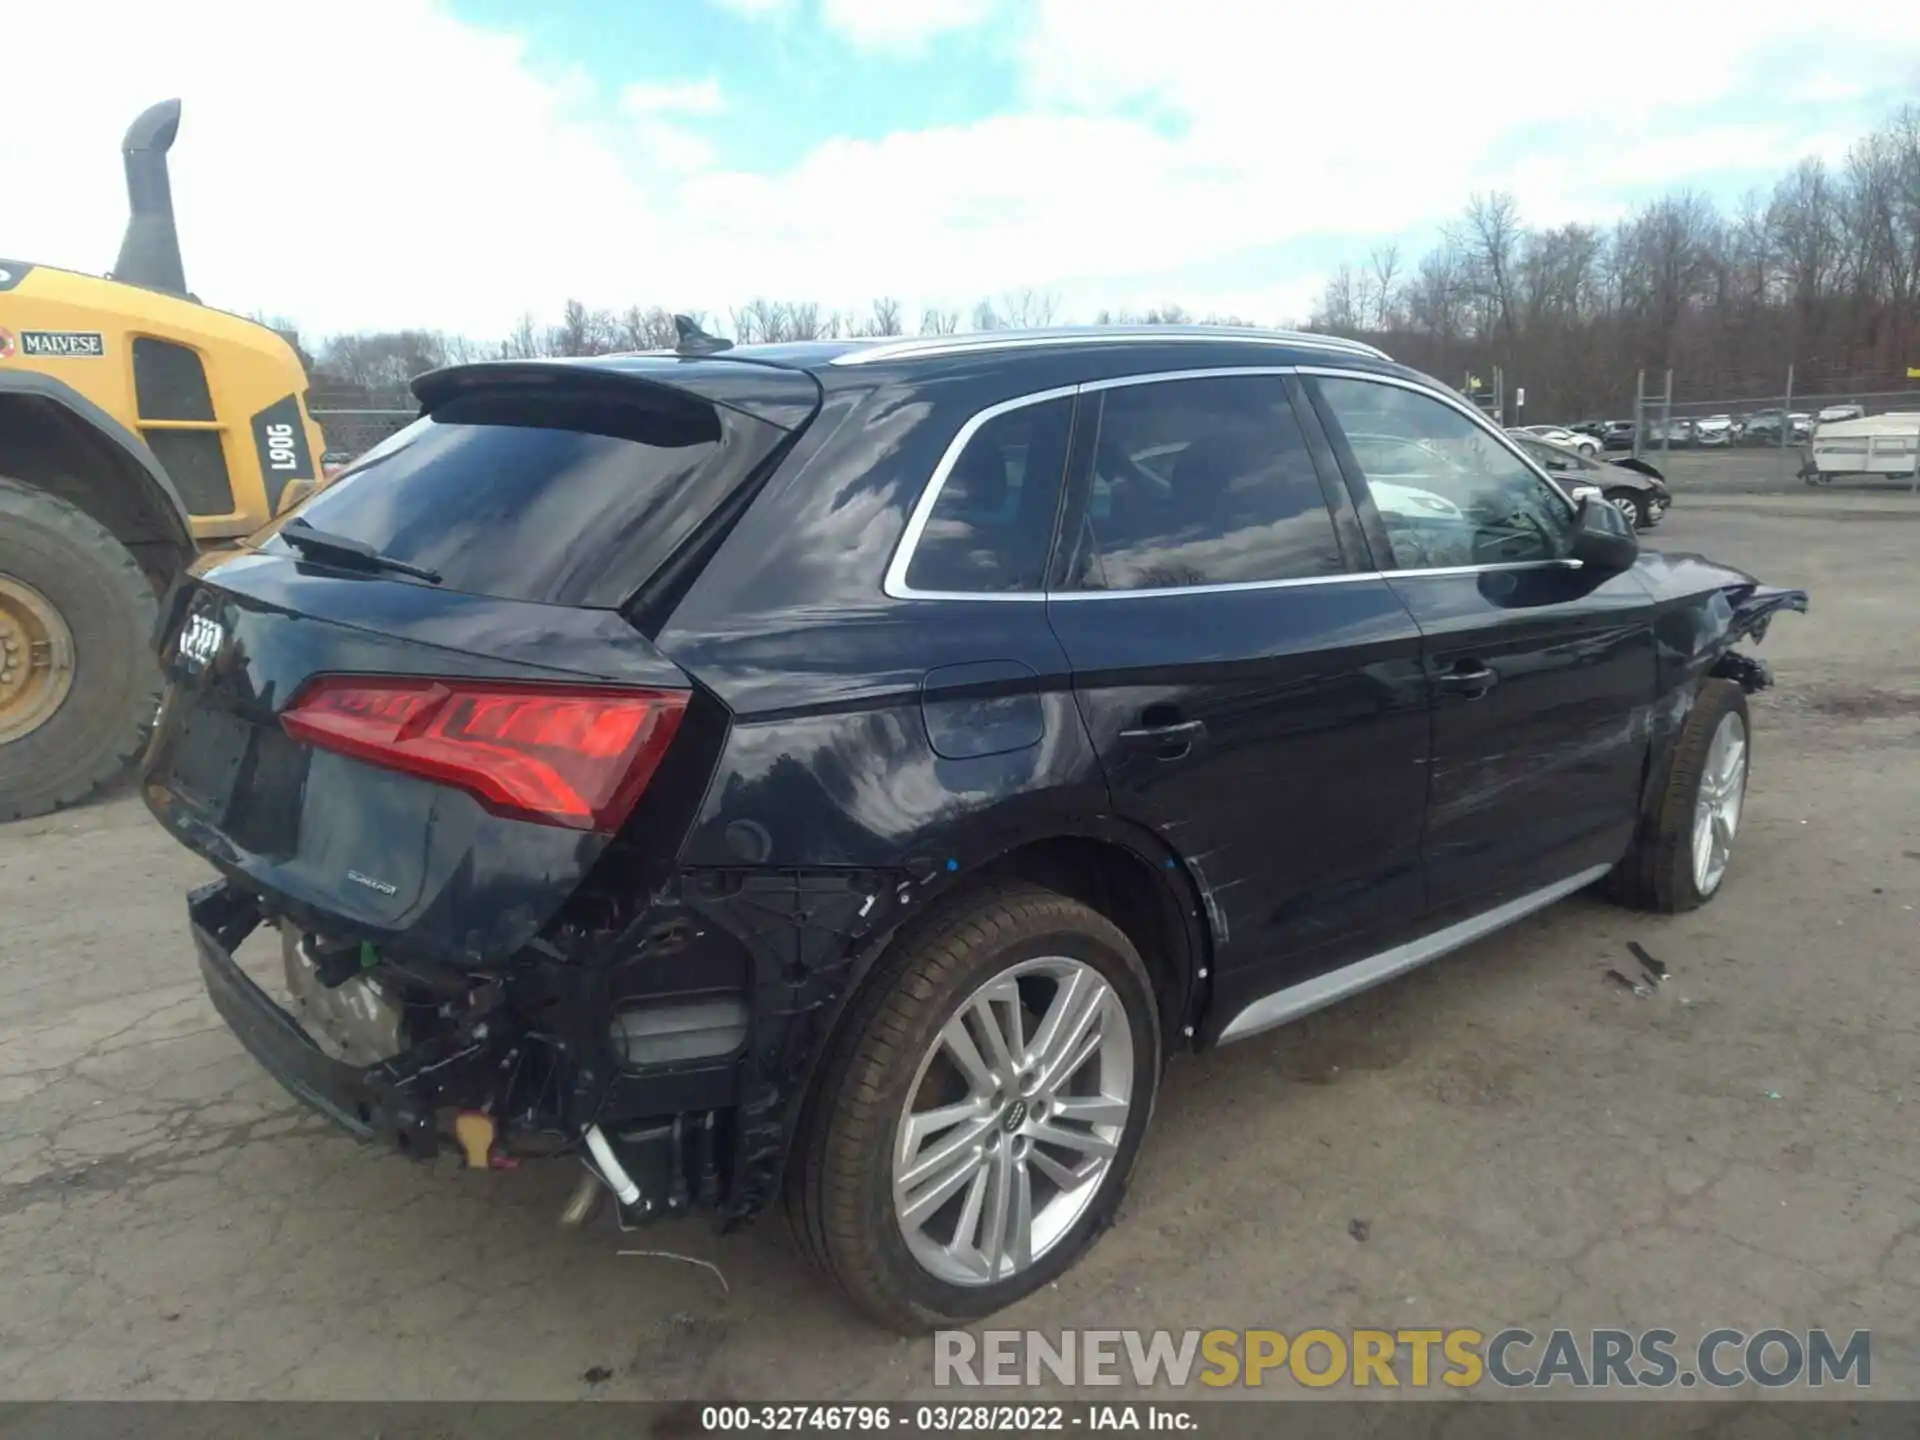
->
<box><xmin>0</xmin><ymin>100</ymin><xmax>328</xmax><ymax>820</ymax></box>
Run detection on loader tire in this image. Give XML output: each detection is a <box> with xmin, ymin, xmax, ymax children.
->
<box><xmin>0</xmin><ymin>477</ymin><xmax>163</xmax><ymax>822</ymax></box>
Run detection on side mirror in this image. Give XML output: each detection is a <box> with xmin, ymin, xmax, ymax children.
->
<box><xmin>1570</xmin><ymin>495</ymin><xmax>1639</xmax><ymax>570</ymax></box>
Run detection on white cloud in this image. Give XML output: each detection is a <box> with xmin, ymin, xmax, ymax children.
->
<box><xmin>6</xmin><ymin>0</ymin><xmax>1915</xmax><ymax>341</ymax></box>
<box><xmin>820</xmin><ymin>0</ymin><xmax>997</xmax><ymax>51</ymax></box>
<box><xmin>619</xmin><ymin>77</ymin><xmax>726</xmax><ymax>115</ymax></box>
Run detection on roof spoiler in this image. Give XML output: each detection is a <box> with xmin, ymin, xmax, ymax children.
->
<box><xmin>112</xmin><ymin>99</ymin><xmax>190</xmax><ymax>298</ymax></box>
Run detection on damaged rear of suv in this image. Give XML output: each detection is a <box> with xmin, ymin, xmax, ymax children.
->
<box><xmin>146</xmin><ymin>325</ymin><xmax>1804</xmax><ymax>1333</ymax></box>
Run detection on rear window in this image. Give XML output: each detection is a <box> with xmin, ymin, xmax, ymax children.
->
<box><xmin>268</xmin><ymin>388</ymin><xmax>784</xmax><ymax>608</ymax></box>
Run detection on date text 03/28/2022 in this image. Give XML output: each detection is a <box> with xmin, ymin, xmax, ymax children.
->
<box><xmin>700</xmin><ymin>1404</ymin><xmax>1193</xmax><ymax>1431</ymax></box>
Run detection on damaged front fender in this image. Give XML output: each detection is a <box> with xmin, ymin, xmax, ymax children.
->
<box><xmin>1631</xmin><ymin>552</ymin><xmax>1808</xmax><ymax>820</ymax></box>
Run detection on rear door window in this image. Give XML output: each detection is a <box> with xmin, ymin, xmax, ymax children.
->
<box><xmin>270</xmin><ymin>388</ymin><xmax>785</xmax><ymax>608</ymax></box>
<box><xmin>1066</xmin><ymin>374</ymin><xmax>1344</xmax><ymax>591</ymax></box>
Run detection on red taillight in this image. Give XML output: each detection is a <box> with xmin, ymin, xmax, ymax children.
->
<box><xmin>281</xmin><ymin>677</ymin><xmax>688</xmax><ymax>833</ymax></box>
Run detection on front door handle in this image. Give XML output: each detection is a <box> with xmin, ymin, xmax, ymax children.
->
<box><xmin>1118</xmin><ymin>718</ymin><xmax>1208</xmax><ymax>760</ymax></box>
<box><xmin>1436</xmin><ymin>661</ymin><xmax>1500</xmax><ymax>699</ymax></box>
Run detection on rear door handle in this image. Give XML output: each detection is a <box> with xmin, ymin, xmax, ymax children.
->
<box><xmin>1436</xmin><ymin>662</ymin><xmax>1500</xmax><ymax>698</ymax></box>
<box><xmin>1118</xmin><ymin>718</ymin><xmax>1208</xmax><ymax>760</ymax></box>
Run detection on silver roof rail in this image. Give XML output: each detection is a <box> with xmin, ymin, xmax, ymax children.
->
<box><xmin>828</xmin><ymin>325</ymin><xmax>1391</xmax><ymax>366</ymax></box>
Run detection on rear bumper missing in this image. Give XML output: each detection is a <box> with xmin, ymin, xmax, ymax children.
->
<box><xmin>189</xmin><ymin>880</ymin><xmax>500</xmax><ymax>1159</ymax></box>
<box><xmin>187</xmin><ymin>864</ymin><xmax>903</xmax><ymax>1223</ymax></box>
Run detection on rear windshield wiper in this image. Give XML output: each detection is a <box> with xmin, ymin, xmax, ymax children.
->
<box><xmin>276</xmin><ymin>520</ymin><xmax>443</xmax><ymax>584</ymax></box>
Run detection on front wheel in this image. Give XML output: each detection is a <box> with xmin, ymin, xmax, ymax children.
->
<box><xmin>1605</xmin><ymin>488</ymin><xmax>1650</xmax><ymax>530</ymax></box>
<box><xmin>789</xmin><ymin>884</ymin><xmax>1161</xmax><ymax>1332</ymax></box>
<box><xmin>1607</xmin><ymin>680</ymin><xmax>1751</xmax><ymax>913</ymax></box>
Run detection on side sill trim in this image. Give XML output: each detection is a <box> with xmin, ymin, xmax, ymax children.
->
<box><xmin>1215</xmin><ymin>864</ymin><xmax>1614</xmax><ymax>1044</ymax></box>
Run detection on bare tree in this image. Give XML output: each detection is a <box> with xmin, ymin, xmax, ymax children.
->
<box><xmin>618</xmin><ymin>304</ymin><xmax>678</xmax><ymax>351</ymax></box>
<box><xmin>1000</xmin><ymin>287</ymin><xmax>1060</xmax><ymax>328</ymax></box>
<box><xmin>1460</xmin><ymin>191</ymin><xmax>1523</xmax><ymax>356</ymax></box>
<box><xmin>1312</xmin><ymin>266</ymin><xmax>1361</xmax><ymax>333</ymax></box>
<box><xmin>1369</xmin><ymin>245</ymin><xmax>1403</xmax><ymax>330</ymax></box>
<box><xmin>868</xmin><ymin>297</ymin><xmax>905</xmax><ymax>336</ymax></box>
<box><xmin>782</xmin><ymin>300</ymin><xmax>824</xmax><ymax>340</ymax></box>
<box><xmin>550</xmin><ymin>298</ymin><xmax>619</xmax><ymax>356</ymax></box>
<box><xmin>742</xmin><ymin>297</ymin><xmax>787</xmax><ymax>343</ymax></box>
<box><xmin>972</xmin><ymin>298</ymin><xmax>1003</xmax><ymax>331</ymax></box>
<box><xmin>920</xmin><ymin>307</ymin><xmax>961</xmax><ymax>335</ymax></box>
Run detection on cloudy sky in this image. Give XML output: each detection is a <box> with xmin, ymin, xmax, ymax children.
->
<box><xmin>6</xmin><ymin>0</ymin><xmax>1918</xmax><ymax>341</ymax></box>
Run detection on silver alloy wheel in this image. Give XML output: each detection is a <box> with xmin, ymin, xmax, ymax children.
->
<box><xmin>1691</xmin><ymin>710</ymin><xmax>1748</xmax><ymax>895</ymax></box>
<box><xmin>1611</xmin><ymin>494</ymin><xmax>1641</xmax><ymax>527</ymax></box>
<box><xmin>892</xmin><ymin>956</ymin><xmax>1134</xmax><ymax>1287</ymax></box>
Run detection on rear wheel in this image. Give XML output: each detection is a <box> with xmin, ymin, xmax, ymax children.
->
<box><xmin>789</xmin><ymin>883</ymin><xmax>1161</xmax><ymax>1332</ymax></box>
<box><xmin>1607</xmin><ymin>680</ymin><xmax>1750</xmax><ymax>913</ymax></box>
<box><xmin>0</xmin><ymin>478</ymin><xmax>163</xmax><ymax>822</ymax></box>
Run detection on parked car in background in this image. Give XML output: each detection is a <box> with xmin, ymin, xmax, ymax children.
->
<box><xmin>140</xmin><ymin>324</ymin><xmax>1806</xmax><ymax>1331</ymax></box>
<box><xmin>1508</xmin><ymin>432</ymin><xmax>1672</xmax><ymax>529</ymax></box>
<box><xmin>1815</xmin><ymin>404</ymin><xmax>1866</xmax><ymax>428</ymax></box>
<box><xmin>1692</xmin><ymin>416</ymin><xmax>1735</xmax><ymax>447</ymax></box>
<box><xmin>1740</xmin><ymin>410</ymin><xmax>1799</xmax><ymax>444</ymax></box>
<box><xmin>1602</xmin><ymin>419</ymin><xmax>1637</xmax><ymax>450</ymax></box>
<box><xmin>1647</xmin><ymin>418</ymin><xmax>1697</xmax><ymax>448</ymax></box>
<box><xmin>1512</xmin><ymin>425</ymin><xmax>1600</xmax><ymax>456</ymax></box>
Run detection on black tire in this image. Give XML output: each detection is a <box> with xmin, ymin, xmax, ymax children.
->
<box><xmin>787</xmin><ymin>882</ymin><xmax>1161</xmax><ymax>1333</ymax></box>
<box><xmin>1606</xmin><ymin>680</ymin><xmax>1751</xmax><ymax>914</ymax></box>
<box><xmin>1604</xmin><ymin>488</ymin><xmax>1650</xmax><ymax>530</ymax></box>
<box><xmin>0</xmin><ymin>478</ymin><xmax>163</xmax><ymax>822</ymax></box>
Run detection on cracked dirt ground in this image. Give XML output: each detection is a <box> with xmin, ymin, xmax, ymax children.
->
<box><xmin>0</xmin><ymin>490</ymin><xmax>1914</xmax><ymax>1401</ymax></box>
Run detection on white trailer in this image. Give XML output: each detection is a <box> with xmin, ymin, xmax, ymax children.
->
<box><xmin>1804</xmin><ymin>412</ymin><xmax>1920</xmax><ymax>491</ymax></box>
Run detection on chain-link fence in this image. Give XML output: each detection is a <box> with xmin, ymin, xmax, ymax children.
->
<box><xmin>308</xmin><ymin>406</ymin><xmax>414</xmax><ymax>463</ymax></box>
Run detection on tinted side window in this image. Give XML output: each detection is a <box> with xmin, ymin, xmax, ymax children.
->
<box><xmin>903</xmin><ymin>397</ymin><xmax>1072</xmax><ymax>594</ymax></box>
<box><xmin>1314</xmin><ymin>377</ymin><xmax>1574</xmax><ymax>570</ymax></box>
<box><xmin>1068</xmin><ymin>375</ymin><xmax>1342</xmax><ymax>591</ymax></box>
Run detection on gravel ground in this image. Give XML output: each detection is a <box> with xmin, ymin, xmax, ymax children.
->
<box><xmin>0</xmin><ymin>490</ymin><xmax>1914</xmax><ymax>1402</ymax></box>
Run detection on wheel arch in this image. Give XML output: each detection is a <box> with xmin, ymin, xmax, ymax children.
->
<box><xmin>0</xmin><ymin>372</ymin><xmax>196</xmax><ymax>587</ymax></box>
<box><xmin>760</xmin><ymin>812</ymin><xmax>1217</xmax><ymax>1217</ymax></box>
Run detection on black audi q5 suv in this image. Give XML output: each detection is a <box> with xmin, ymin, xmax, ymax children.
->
<box><xmin>144</xmin><ymin>324</ymin><xmax>1805</xmax><ymax>1331</ymax></box>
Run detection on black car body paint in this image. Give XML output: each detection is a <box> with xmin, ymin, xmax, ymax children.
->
<box><xmin>143</xmin><ymin>331</ymin><xmax>1806</xmax><ymax>1229</ymax></box>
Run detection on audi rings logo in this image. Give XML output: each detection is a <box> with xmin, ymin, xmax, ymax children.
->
<box><xmin>0</xmin><ymin>328</ymin><xmax>15</xmax><ymax>360</ymax></box>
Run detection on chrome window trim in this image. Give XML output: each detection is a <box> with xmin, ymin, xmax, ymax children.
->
<box><xmin>1048</xmin><ymin>571</ymin><xmax>1379</xmax><ymax>602</ymax></box>
<box><xmin>1076</xmin><ymin>364</ymin><xmax>1297</xmax><ymax>393</ymax></box>
<box><xmin>882</xmin><ymin>384</ymin><xmax>1080</xmax><ymax>602</ymax></box>
<box><xmin>836</xmin><ymin>328</ymin><xmax>1389</xmax><ymax>368</ymax></box>
<box><xmin>883</xmin><ymin>365</ymin><xmax>1587</xmax><ymax>603</ymax></box>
